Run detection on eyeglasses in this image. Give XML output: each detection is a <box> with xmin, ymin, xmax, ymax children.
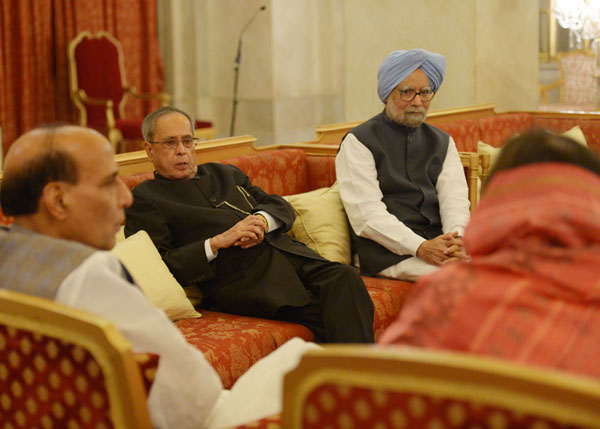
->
<box><xmin>395</xmin><ymin>87</ymin><xmax>435</xmax><ymax>102</ymax></box>
<box><xmin>148</xmin><ymin>135</ymin><xmax>199</xmax><ymax>150</ymax></box>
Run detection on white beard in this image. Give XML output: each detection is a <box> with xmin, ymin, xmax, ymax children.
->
<box><xmin>387</xmin><ymin>103</ymin><xmax>427</xmax><ymax>127</ymax></box>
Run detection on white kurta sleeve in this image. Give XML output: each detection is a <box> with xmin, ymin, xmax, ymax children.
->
<box><xmin>56</xmin><ymin>252</ymin><xmax>223</xmax><ymax>429</ymax></box>
<box><xmin>436</xmin><ymin>137</ymin><xmax>470</xmax><ymax>236</ymax></box>
<box><xmin>336</xmin><ymin>133</ymin><xmax>426</xmax><ymax>256</ymax></box>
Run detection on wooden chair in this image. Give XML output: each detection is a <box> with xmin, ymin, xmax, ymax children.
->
<box><xmin>68</xmin><ymin>31</ymin><xmax>215</xmax><ymax>152</ymax></box>
<box><xmin>540</xmin><ymin>49</ymin><xmax>598</xmax><ymax>111</ymax></box>
<box><xmin>282</xmin><ymin>345</ymin><xmax>600</xmax><ymax>428</ymax></box>
<box><xmin>0</xmin><ymin>289</ymin><xmax>152</xmax><ymax>428</ymax></box>
<box><xmin>68</xmin><ymin>30</ymin><xmax>169</xmax><ymax>151</ymax></box>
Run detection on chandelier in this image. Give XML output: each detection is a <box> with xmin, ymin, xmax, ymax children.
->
<box><xmin>554</xmin><ymin>0</ymin><xmax>600</xmax><ymax>40</ymax></box>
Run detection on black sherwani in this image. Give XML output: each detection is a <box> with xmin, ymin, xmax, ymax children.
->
<box><xmin>125</xmin><ymin>163</ymin><xmax>374</xmax><ymax>342</ymax></box>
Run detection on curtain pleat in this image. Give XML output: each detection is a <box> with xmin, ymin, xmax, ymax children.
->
<box><xmin>0</xmin><ymin>0</ymin><xmax>165</xmax><ymax>155</ymax></box>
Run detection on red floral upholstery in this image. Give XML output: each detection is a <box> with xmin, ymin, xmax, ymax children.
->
<box><xmin>175</xmin><ymin>311</ymin><xmax>313</xmax><ymax>389</ymax></box>
<box><xmin>0</xmin><ymin>324</ymin><xmax>113</xmax><ymax>428</ymax></box>
<box><xmin>221</xmin><ymin>149</ymin><xmax>312</xmax><ymax>196</ymax></box>
<box><xmin>172</xmin><ymin>276</ymin><xmax>413</xmax><ymax>389</ymax></box>
<box><xmin>362</xmin><ymin>277</ymin><xmax>414</xmax><ymax>341</ymax></box>
<box><xmin>300</xmin><ymin>384</ymin><xmax>583</xmax><ymax>428</ymax></box>
<box><xmin>435</xmin><ymin>118</ymin><xmax>482</xmax><ymax>152</ymax></box>
<box><xmin>305</xmin><ymin>155</ymin><xmax>338</xmax><ymax>190</ymax></box>
<box><xmin>478</xmin><ymin>113</ymin><xmax>533</xmax><ymax>147</ymax></box>
<box><xmin>118</xmin><ymin>150</ymin><xmax>414</xmax><ymax>376</ymax></box>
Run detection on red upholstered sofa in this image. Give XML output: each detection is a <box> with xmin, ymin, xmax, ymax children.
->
<box><xmin>0</xmin><ymin>135</ymin><xmax>414</xmax><ymax>390</ymax></box>
<box><xmin>118</xmin><ymin>145</ymin><xmax>414</xmax><ymax>389</ymax></box>
<box><xmin>431</xmin><ymin>109</ymin><xmax>600</xmax><ymax>154</ymax></box>
<box><xmin>308</xmin><ymin>104</ymin><xmax>600</xmax><ymax>154</ymax></box>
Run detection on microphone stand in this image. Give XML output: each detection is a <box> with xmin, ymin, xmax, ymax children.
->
<box><xmin>230</xmin><ymin>6</ymin><xmax>266</xmax><ymax>137</ymax></box>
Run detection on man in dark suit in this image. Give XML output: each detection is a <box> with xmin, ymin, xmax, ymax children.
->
<box><xmin>125</xmin><ymin>106</ymin><xmax>374</xmax><ymax>343</ymax></box>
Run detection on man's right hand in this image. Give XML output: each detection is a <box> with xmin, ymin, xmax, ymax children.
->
<box><xmin>416</xmin><ymin>231</ymin><xmax>468</xmax><ymax>266</ymax></box>
<box><xmin>210</xmin><ymin>215</ymin><xmax>267</xmax><ymax>252</ymax></box>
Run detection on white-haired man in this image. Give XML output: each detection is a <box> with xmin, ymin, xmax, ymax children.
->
<box><xmin>336</xmin><ymin>49</ymin><xmax>470</xmax><ymax>281</ymax></box>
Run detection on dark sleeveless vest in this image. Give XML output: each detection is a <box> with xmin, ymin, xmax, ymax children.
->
<box><xmin>344</xmin><ymin>111</ymin><xmax>449</xmax><ymax>275</ymax></box>
<box><xmin>0</xmin><ymin>225</ymin><xmax>96</xmax><ymax>300</ymax></box>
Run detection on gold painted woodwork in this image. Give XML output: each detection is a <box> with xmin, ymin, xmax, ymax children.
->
<box><xmin>0</xmin><ymin>289</ymin><xmax>151</xmax><ymax>428</ymax></box>
<box><xmin>282</xmin><ymin>345</ymin><xmax>600</xmax><ymax>428</ymax></box>
<box><xmin>68</xmin><ymin>30</ymin><xmax>171</xmax><ymax>152</ymax></box>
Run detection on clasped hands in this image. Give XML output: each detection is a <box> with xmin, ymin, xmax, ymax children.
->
<box><xmin>416</xmin><ymin>231</ymin><xmax>468</xmax><ymax>266</ymax></box>
<box><xmin>210</xmin><ymin>215</ymin><xmax>267</xmax><ymax>253</ymax></box>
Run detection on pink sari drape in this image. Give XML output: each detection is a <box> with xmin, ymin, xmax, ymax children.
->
<box><xmin>380</xmin><ymin>163</ymin><xmax>600</xmax><ymax>379</ymax></box>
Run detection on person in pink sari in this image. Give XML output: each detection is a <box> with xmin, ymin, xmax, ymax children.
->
<box><xmin>379</xmin><ymin>130</ymin><xmax>600</xmax><ymax>379</ymax></box>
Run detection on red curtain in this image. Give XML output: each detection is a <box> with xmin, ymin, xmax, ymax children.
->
<box><xmin>0</xmin><ymin>1</ymin><xmax>56</xmax><ymax>154</ymax></box>
<box><xmin>0</xmin><ymin>0</ymin><xmax>165</xmax><ymax>155</ymax></box>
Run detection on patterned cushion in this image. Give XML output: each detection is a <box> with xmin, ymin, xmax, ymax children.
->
<box><xmin>222</xmin><ymin>149</ymin><xmax>311</xmax><ymax>196</ymax></box>
<box><xmin>434</xmin><ymin>119</ymin><xmax>482</xmax><ymax>152</ymax></box>
<box><xmin>301</xmin><ymin>384</ymin><xmax>585</xmax><ymax>428</ymax></box>
<box><xmin>478</xmin><ymin>113</ymin><xmax>533</xmax><ymax>147</ymax></box>
<box><xmin>175</xmin><ymin>311</ymin><xmax>314</xmax><ymax>389</ymax></box>
<box><xmin>0</xmin><ymin>324</ymin><xmax>113</xmax><ymax>428</ymax></box>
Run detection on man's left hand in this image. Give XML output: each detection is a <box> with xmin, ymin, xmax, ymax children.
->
<box><xmin>235</xmin><ymin>215</ymin><xmax>268</xmax><ymax>249</ymax></box>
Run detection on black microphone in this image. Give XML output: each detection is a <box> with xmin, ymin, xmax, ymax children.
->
<box><xmin>234</xmin><ymin>6</ymin><xmax>266</xmax><ymax>68</ymax></box>
<box><xmin>231</xmin><ymin>5</ymin><xmax>267</xmax><ymax>136</ymax></box>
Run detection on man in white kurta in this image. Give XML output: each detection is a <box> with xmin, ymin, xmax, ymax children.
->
<box><xmin>336</xmin><ymin>49</ymin><xmax>470</xmax><ymax>281</ymax></box>
<box><xmin>0</xmin><ymin>125</ymin><xmax>316</xmax><ymax>428</ymax></box>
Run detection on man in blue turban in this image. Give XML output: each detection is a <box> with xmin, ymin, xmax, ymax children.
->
<box><xmin>336</xmin><ymin>49</ymin><xmax>470</xmax><ymax>281</ymax></box>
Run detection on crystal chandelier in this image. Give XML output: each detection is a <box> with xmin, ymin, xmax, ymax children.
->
<box><xmin>554</xmin><ymin>0</ymin><xmax>600</xmax><ymax>40</ymax></box>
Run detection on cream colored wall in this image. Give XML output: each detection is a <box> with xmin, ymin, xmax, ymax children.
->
<box><xmin>343</xmin><ymin>0</ymin><xmax>538</xmax><ymax>121</ymax></box>
<box><xmin>159</xmin><ymin>0</ymin><xmax>538</xmax><ymax>145</ymax></box>
<box><xmin>158</xmin><ymin>0</ymin><xmax>273</xmax><ymax>142</ymax></box>
<box><xmin>271</xmin><ymin>0</ymin><xmax>345</xmax><ymax>145</ymax></box>
<box><xmin>474</xmin><ymin>0</ymin><xmax>539</xmax><ymax>112</ymax></box>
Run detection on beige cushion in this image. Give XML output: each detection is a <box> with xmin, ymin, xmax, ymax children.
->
<box><xmin>284</xmin><ymin>183</ymin><xmax>351</xmax><ymax>264</ymax></box>
<box><xmin>111</xmin><ymin>230</ymin><xmax>201</xmax><ymax>321</ymax></box>
<box><xmin>560</xmin><ymin>125</ymin><xmax>588</xmax><ymax>146</ymax></box>
<box><xmin>477</xmin><ymin>140</ymin><xmax>502</xmax><ymax>170</ymax></box>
